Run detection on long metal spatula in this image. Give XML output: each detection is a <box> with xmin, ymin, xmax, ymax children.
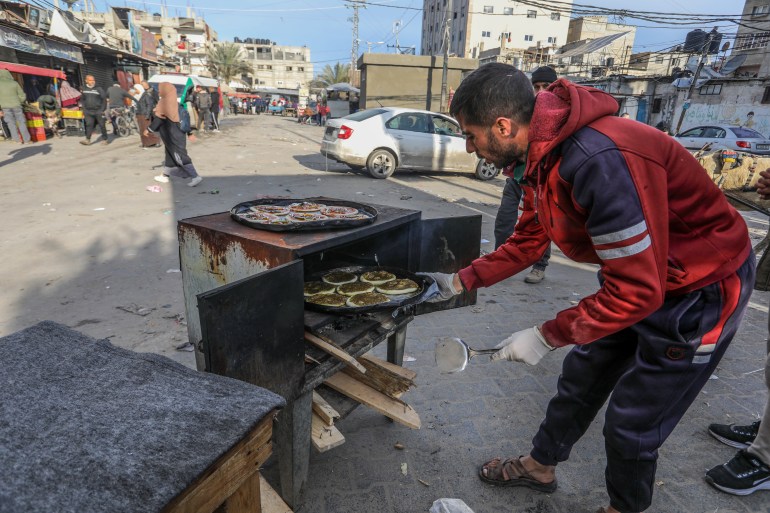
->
<box><xmin>435</xmin><ymin>337</ymin><xmax>497</xmax><ymax>373</ymax></box>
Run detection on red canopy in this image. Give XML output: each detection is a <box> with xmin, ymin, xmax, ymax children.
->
<box><xmin>0</xmin><ymin>61</ymin><xmax>66</xmax><ymax>79</ymax></box>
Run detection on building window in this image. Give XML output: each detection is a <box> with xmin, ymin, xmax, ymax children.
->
<box><xmin>298</xmin><ymin>67</ymin><xmax>304</xmax><ymax>71</ymax></box>
<box><xmin>698</xmin><ymin>84</ymin><xmax>722</xmax><ymax>95</ymax></box>
<box><xmin>453</xmin><ymin>11</ymin><xmax>457</xmax><ymax>18</ymax></box>
<box><xmin>524</xmin><ymin>35</ymin><xmax>533</xmax><ymax>42</ymax></box>
<box><xmin>286</xmin><ymin>66</ymin><xmax>293</xmax><ymax>71</ymax></box>
<box><xmin>752</xmin><ymin>4</ymin><xmax>770</xmax><ymax>16</ymax></box>
<box><xmin>483</xmin><ymin>5</ymin><xmax>493</xmax><ymax>13</ymax></box>
<box><xmin>762</xmin><ymin>87</ymin><xmax>770</xmax><ymax>104</ymax></box>
<box><xmin>547</xmin><ymin>36</ymin><xmax>557</xmax><ymax>44</ymax></box>
<box><xmin>482</xmin><ymin>30</ymin><xmax>491</xmax><ymax>37</ymax></box>
<box><xmin>527</xmin><ymin>10</ymin><xmax>537</xmax><ymax>18</ymax></box>
<box><xmin>257</xmin><ymin>65</ymin><xmax>264</xmax><ymax>70</ymax></box>
<box><xmin>655</xmin><ymin>55</ymin><xmax>664</xmax><ymax>64</ymax></box>
<box><xmin>735</xmin><ymin>31</ymin><xmax>770</xmax><ymax>50</ymax></box>
<box><xmin>503</xmin><ymin>7</ymin><xmax>513</xmax><ymax>14</ymax></box>
<box><xmin>551</xmin><ymin>12</ymin><xmax>560</xmax><ymax>20</ymax></box>
<box><xmin>672</xmin><ymin>58</ymin><xmax>680</xmax><ymax>67</ymax></box>
<box><xmin>267</xmin><ymin>65</ymin><xmax>272</xmax><ymax>70</ymax></box>
<box><xmin>459</xmin><ymin>30</ymin><xmax>463</xmax><ymax>41</ymax></box>
<box><xmin>652</xmin><ymin>98</ymin><xmax>662</xmax><ymax>113</ymax></box>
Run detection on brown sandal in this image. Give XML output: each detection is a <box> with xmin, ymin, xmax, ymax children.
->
<box><xmin>478</xmin><ymin>456</ymin><xmax>557</xmax><ymax>492</ymax></box>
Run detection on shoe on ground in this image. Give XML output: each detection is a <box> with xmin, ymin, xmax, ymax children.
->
<box><xmin>709</xmin><ymin>420</ymin><xmax>760</xmax><ymax>449</ymax></box>
<box><xmin>705</xmin><ymin>450</ymin><xmax>770</xmax><ymax>495</ymax></box>
<box><xmin>154</xmin><ymin>175</ymin><xmax>170</xmax><ymax>183</ymax></box>
<box><xmin>80</xmin><ymin>139</ymin><xmax>91</xmax><ymax>146</ymax></box>
<box><xmin>101</xmin><ymin>140</ymin><xmax>109</xmax><ymax>145</ymax></box>
<box><xmin>187</xmin><ymin>176</ymin><xmax>203</xmax><ymax>187</ymax></box>
<box><xmin>524</xmin><ymin>268</ymin><xmax>546</xmax><ymax>284</ymax></box>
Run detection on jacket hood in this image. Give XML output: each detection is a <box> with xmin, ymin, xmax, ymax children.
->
<box><xmin>526</xmin><ymin>79</ymin><xmax>619</xmax><ymax>174</ymax></box>
<box><xmin>0</xmin><ymin>69</ymin><xmax>13</xmax><ymax>81</ymax></box>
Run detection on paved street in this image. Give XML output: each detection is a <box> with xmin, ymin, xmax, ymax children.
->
<box><xmin>2</xmin><ymin>114</ymin><xmax>770</xmax><ymax>513</ymax></box>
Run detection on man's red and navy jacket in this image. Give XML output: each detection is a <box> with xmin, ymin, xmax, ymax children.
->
<box><xmin>458</xmin><ymin>79</ymin><xmax>751</xmax><ymax>348</ymax></box>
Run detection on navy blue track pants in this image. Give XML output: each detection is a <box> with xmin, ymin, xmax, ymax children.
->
<box><xmin>530</xmin><ymin>253</ymin><xmax>755</xmax><ymax>512</ymax></box>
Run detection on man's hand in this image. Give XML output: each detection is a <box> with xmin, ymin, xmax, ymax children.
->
<box><xmin>419</xmin><ymin>272</ymin><xmax>463</xmax><ymax>302</ymax></box>
<box><xmin>491</xmin><ymin>326</ymin><xmax>554</xmax><ymax>365</ymax></box>
<box><xmin>757</xmin><ymin>169</ymin><xmax>770</xmax><ymax>200</ymax></box>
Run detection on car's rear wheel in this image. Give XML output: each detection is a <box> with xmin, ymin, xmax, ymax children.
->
<box><xmin>475</xmin><ymin>159</ymin><xmax>499</xmax><ymax>180</ymax></box>
<box><xmin>367</xmin><ymin>149</ymin><xmax>396</xmax><ymax>179</ymax></box>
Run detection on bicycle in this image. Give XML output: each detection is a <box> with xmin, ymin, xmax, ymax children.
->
<box><xmin>110</xmin><ymin>106</ymin><xmax>140</xmax><ymax>138</ymax></box>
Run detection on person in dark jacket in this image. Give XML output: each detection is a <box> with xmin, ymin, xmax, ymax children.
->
<box><xmin>209</xmin><ymin>86</ymin><xmax>220</xmax><ymax>131</ymax></box>
<box><xmin>133</xmin><ymin>84</ymin><xmax>160</xmax><ymax>148</ymax></box>
<box><xmin>79</xmin><ymin>75</ymin><xmax>108</xmax><ymax>145</ymax></box>
<box><xmin>147</xmin><ymin>82</ymin><xmax>202</xmax><ymax>187</ymax></box>
<box><xmin>493</xmin><ymin>65</ymin><xmax>558</xmax><ymax>284</ymax></box>
<box><xmin>106</xmin><ymin>82</ymin><xmax>136</xmax><ymax>136</ymax></box>
<box><xmin>36</xmin><ymin>94</ymin><xmax>62</xmax><ymax>138</ymax></box>
<box><xmin>424</xmin><ymin>63</ymin><xmax>755</xmax><ymax>513</ymax></box>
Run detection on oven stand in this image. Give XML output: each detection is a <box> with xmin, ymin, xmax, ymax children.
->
<box><xmin>274</xmin><ymin>320</ymin><xmax>411</xmax><ymax>509</ymax></box>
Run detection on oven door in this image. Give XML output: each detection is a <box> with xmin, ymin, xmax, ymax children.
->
<box><xmin>197</xmin><ymin>259</ymin><xmax>306</xmax><ymax>400</ymax></box>
<box><xmin>414</xmin><ymin>215</ymin><xmax>481</xmax><ymax>315</ymax></box>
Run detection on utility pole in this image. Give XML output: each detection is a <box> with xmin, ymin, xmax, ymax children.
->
<box><xmin>674</xmin><ymin>31</ymin><xmax>714</xmax><ymax>135</ymax></box>
<box><xmin>347</xmin><ymin>0</ymin><xmax>365</xmax><ymax>85</ymax></box>
<box><xmin>440</xmin><ymin>0</ymin><xmax>453</xmax><ymax>113</ymax></box>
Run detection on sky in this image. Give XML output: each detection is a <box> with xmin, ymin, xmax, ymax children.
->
<box><xmin>100</xmin><ymin>0</ymin><xmax>746</xmax><ymax>75</ymax></box>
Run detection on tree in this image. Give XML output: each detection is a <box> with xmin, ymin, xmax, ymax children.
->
<box><xmin>206</xmin><ymin>43</ymin><xmax>253</xmax><ymax>84</ymax></box>
<box><xmin>313</xmin><ymin>62</ymin><xmax>350</xmax><ymax>87</ymax></box>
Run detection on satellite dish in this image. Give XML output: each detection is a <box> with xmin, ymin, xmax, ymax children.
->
<box><xmin>721</xmin><ymin>41</ymin><xmax>730</xmax><ymax>52</ymax></box>
<box><xmin>720</xmin><ymin>54</ymin><xmax>747</xmax><ymax>75</ymax></box>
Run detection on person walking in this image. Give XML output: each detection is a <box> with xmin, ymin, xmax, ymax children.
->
<box><xmin>0</xmin><ymin>69</ymin><xmax>31</xmax><ymax>144</ymax></box>
<box><xmin>493</xmin><ymin>65</ymin><xmax>558</xmax><ymax>284</ymax></box>
<box><xmin>79</xmin><ymin>75</ymin><xmax>109</xmax><ymax>145</ymax></box>
<box><xmin>424</xmin><ymin>63</ymin><xmax>755</xmax><ymax>513</ymax></box>
<box><xmin>147</xmin><ymin>82</ymin><xmax>203</xmax><ymax>187</ymax></box>
<box><xmin>703</xmin><ymin>167</ymin><xmax>770</xmax><ymax>496</ymax></box>
<box><xmin>134</xmin><ymin>84</ymin><xmax>160</xmax><ymax>148</ymax></box>
<box><xmin>194</xmin><ymin>86</ymin><xmax>211</xmax><ymax>132</ymax></box>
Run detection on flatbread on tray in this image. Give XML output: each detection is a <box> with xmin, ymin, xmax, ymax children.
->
<box><xmin>376</xmin><ymin>278</ymin><xmax>419</xmax><ymax>295</ymax></box>
<box><xmin>322</xmin><ymin>271</ymin><xmax>358</xmax><ymax>285</ymax></box>
<box><xmin>346</xmin><ymin>292</ymin><xmax>390</xmax><ymax>307</ymax></box>
<box><xmin>304</xmin><ymin>281</ymin><xmax>337</xmax><ymax>297</ymax></box>
<box><xmin>360</xmin><ymin>271</ymin><xmax>396</xmax><ymax>285</ymax></box>
<box><xmin>306</xmin><ymin>293</ymin><xmax>348</xmax><ymax>307</ymax></box>
<box><xmin>337</xmin><ymin>282</ymin><xmax>375</xmax><ymax>296</ymax></box>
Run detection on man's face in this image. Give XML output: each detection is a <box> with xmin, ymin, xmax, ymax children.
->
<box><xmin>456</xmin><ymin>113</ymin><xmax>527</xmax><ymax>169</ymax></box>
<box><xmin>85</xmin><ymin>77</ymin><xmax>95</xmax><ymax>87</ymax></box>
<box><xmin>532</xmin><ymin>81</ymin><xmax>550</xmax><ymax>94</ymax></box>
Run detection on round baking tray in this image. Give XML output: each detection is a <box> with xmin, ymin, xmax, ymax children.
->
<box><xmin>304</xmin><ymin>266</ymin><xmax>435</xmax><ymax>314</ymax></box>
<box><xmin>230</xmin><ymin>198</ymin><xmax>377</xmax><ymax>232</ymax></box>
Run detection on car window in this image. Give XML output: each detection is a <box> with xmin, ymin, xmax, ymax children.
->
<box><xmin>343</xmin><ymin>108</ymin><xmax>387</xmax><ymax>122</ymax></box>
<box><xmin>701</xmin><ymin>127</ymin><xmax>720</xmax><ymax>138</ymax></box>
<box><xmin>432</xmin><ymin>116</ymin><xmax>463</xmax><ymax>136</ymax></box>
<box><xmin>713</xmin><ymin>128</ymin><xmax>726</xmax><ymax>138</ymax></box>
<box><xmin>730</xmin><ymin>127</ymin><xmax>766</xmax><ymax>138</ymax></box>
<box><xmin>386</xmin><ymin>113</ymin><xmax>431</xmax><ymax>133</ymax></box>
<box><xmin>679</xmin><ymin>127</ymin><xmax>705</xmax><ymax>137</ymax></box>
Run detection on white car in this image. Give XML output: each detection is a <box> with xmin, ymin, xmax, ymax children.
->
<box><xmin>320</xmin><ymin>107</ymin><xmax>499</xmax><ymax>180</ymax></box>
<box><xmin>674</xmin><ymin>124</ymin><xmax>770</xmax><ymax>155</ymax></box>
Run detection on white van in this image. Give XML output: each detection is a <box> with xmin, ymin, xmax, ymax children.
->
<box><xmin>147</xmin><ymin>74</ymin><xmax>219</xmax><ymax>100</ymax></box>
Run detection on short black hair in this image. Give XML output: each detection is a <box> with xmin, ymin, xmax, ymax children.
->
<box><xmin>449</xmin><ymin>63</ymin><xmax>535</xmax><ymax>127</ymax></box>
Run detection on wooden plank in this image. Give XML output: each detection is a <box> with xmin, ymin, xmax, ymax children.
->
<box><xmin>343</xmin><ymin>355</ymin><xmax>416</xmax><ymax>399</ymax></box>
<box><xmin>312</xmin><ymin>391</ymin><xmax>340</xmax><ymax>426</ymax></box>
<box><xmin>223</xmin><ymin>470</ymin><xmax>261</xmax><ymax>513</ymax></box>
<box><xmin>304</xmin><ymin>331</ymin><xmax>367</xmax><ymax>374</ymax></box>
<box><xmin>360</xmin><ymin>354</ymin><xmax>417</xmax><ymax>381</ymax></box>
<box><xmin>259</xmin><ymin>475</ymin><xmax>293</xmax><ymax>513</ymax></box>
<box><xmin>311</xmin><ymin>412</ymin><xmax>345</xmax><ymax>452</ymax></box>
<box><xmin>162</xmin><ymin>412</ymin><xmax>275</xmax><ymax>513</ymax></box>
<box><xmin>324</xmin><ymin>372</ymin><xmax>421</xmax><ymax>429</ymax></box>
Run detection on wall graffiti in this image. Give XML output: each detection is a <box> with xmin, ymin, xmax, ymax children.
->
<box><xmin>682</xmin><ymin>104</ymin><xmax>770</xmax><ymax>136</ymax></box>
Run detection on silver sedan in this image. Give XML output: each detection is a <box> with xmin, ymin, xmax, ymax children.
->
<box><xmin>674</xmin><ymin>124</ymin><xmax>770</xmax><ymax>155</ymax></box>
<box><xmin>320</xmin><ymin>107</ymin><xmax>499</xmax><ymax>180</ymax></box>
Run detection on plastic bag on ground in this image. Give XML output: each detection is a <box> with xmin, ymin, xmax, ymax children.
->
<box><xmin>429</xmin><ymin>498</ymin><xmax>475</xmax><ymax>513</ymax></box>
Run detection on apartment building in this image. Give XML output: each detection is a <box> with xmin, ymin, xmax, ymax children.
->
<box><xmin>626</xmin><ymin>51</ymin><xmax>689</xmax><ymax>77</ymax></box>
<box><xmin>732</xmin><ymin>0</ymin><xmax>770</xmax><ymax>77</ymax></box>
<box><xmin>421</xmin><ymin>0</ymin><xmax>572</xmax><ymax>62</ymax></box>
<box><xmin>555</xmin><ymin>16</ymin><xmax>636</xmax><ymax>77</ymax></box>
<box><xmin>220</xmin><ymin>39</ymin><xmax>313</xmax><ymax>90</ymax></box>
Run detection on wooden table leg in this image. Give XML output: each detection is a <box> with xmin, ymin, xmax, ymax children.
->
<box><xmin>387</xmin><ymin>327</ymin><xmax>406</xmax><ymax>367</ymax></box>
<box><xmin>274</xmin><ymin>390</ymin><xmax>312</xmax><ymax>509</ymax></box>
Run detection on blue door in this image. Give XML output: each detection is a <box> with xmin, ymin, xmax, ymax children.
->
<box><xmin>636</xmin><ymin>99</ymin><xmax>647</xmax><ymax>123</ymax></box>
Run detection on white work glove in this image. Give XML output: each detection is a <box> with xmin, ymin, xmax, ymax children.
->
<box><xmin>419</xmin><ymin>272</ymin><xmax>462</xmax><ymax>302</ymax></box>
<box><xmin>491</xmin><ymin>326</ymin><xmax>554</xmax><ymax>365</ymax></box>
